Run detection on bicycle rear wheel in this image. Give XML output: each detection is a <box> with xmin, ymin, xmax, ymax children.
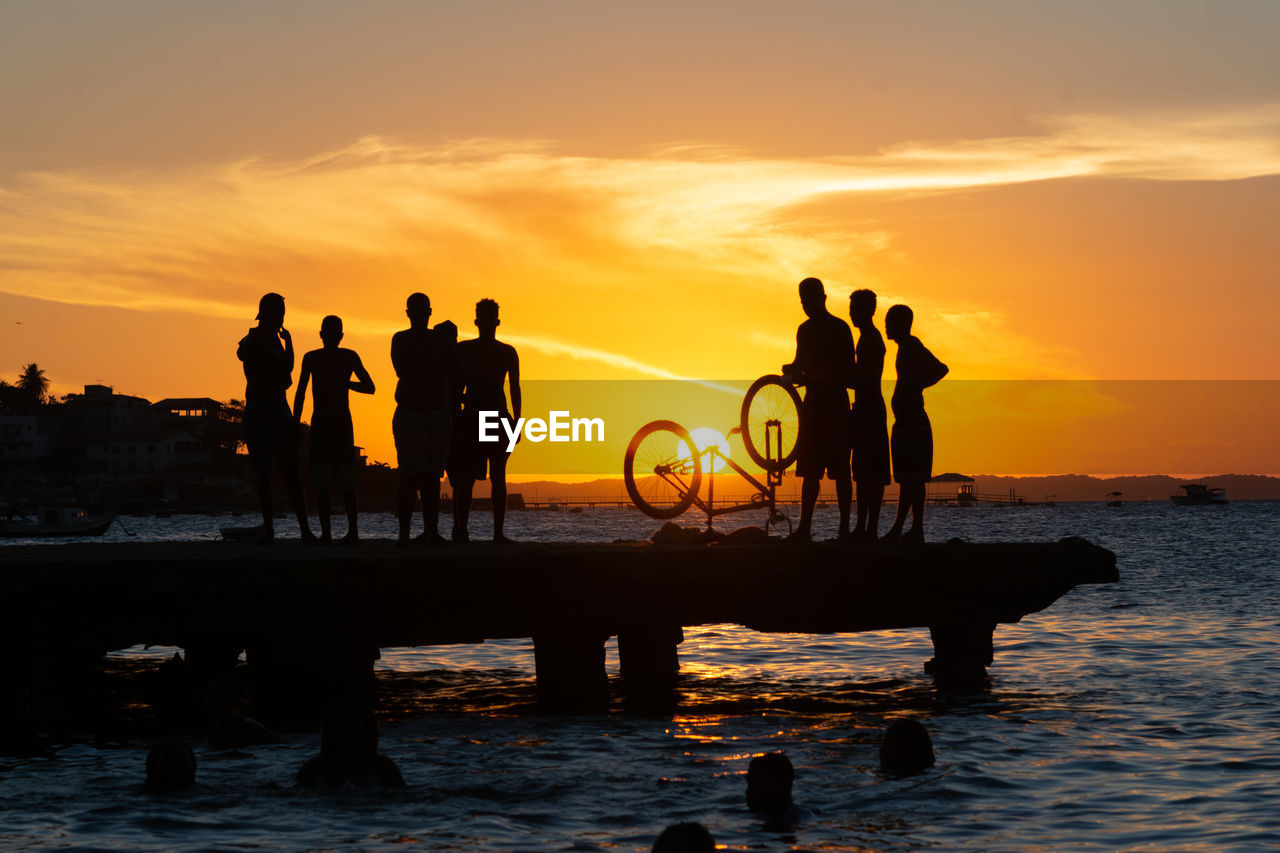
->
<box><xmin>624</xmin><ymin>420</ymin><xmax>702</xmax><ymax>519</ymax></box>
<box><xmin>740</xmin><ymin>375</ymin><xmax>802</xmax><ymax>472</ymax></box>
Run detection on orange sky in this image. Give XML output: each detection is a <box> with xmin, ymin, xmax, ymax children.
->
<box><xmin>2</xmin><ymin>2</ymin><xmax>1278</xmax><ymax>473</ymax></box>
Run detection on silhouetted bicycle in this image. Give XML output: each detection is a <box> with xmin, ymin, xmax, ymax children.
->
<box><xmin>623</xmin><ymin>375</ymin><xmax>802</xmax><ymax>533</ymax></box>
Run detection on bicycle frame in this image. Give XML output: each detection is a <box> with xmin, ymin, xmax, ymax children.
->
<box><xmin>649</xmin><ymin>419</ymin><xmax>792</xmax><ymax>534</ymax></box>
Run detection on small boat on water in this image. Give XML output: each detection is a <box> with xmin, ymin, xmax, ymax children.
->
<box><xmin>0</xmin><ymin>506</ymin><xmax>116</xmax><ymax>538</ymax></box>
<box><xmin>220</xmin><ymin>524</ymin><xmax>267</xmax><ymax>542</ymax></box>
<box><xmin>1106</xmin><ymin>491</ymin><xmax>1123</xmax><ymax>507</ymax></box>
<box><xmin>1170</xmin><ymin>484</ymin><xmax>1229</xmax><ymax>506</ymax></box>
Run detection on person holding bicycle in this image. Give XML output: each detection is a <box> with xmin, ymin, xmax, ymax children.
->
<box><xmin>782</xmin><ymin>277</ymin><xmax>855</xmax><ymax>542</ymax></box>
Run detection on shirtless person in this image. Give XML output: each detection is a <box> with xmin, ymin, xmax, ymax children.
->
<box><xmin>849</xmin><ymin>290</ymin><xmax>891</xmax><ymax>541</ymax></box>
<box><xmin>293</xmin><ymin>315</ymin><xmax>375</xmax><ymax>543</ymax></box>
<box><xmin>391</xmin><ymin>293</ymin><xmax>464</xmax><ymax>547</ymax></box>
<box><xmin>883</xmin><ymin>305</ymin><xmax>948</xmax><ymax>543</ymax></box>
<box><xmin>451</xmin><ymin>299</ymin><xmax>521</xmax><ymax>544</ymax></box>
<box><xmin>782</xmin><ymin>278</ymin><xmax>855</xmax><ymax>542</ymax></box>
<box><xmin>236</xmin><ymin>292</ymin><xmax>313</xmax><ymax>543</ymax></box>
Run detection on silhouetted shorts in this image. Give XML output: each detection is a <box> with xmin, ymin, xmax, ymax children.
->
<box><xmin>851</xmin><ymin>397</ymin><xmax>891</xmax><ymax>485</ymax></box>
<box><xmin>311</xmin><ymin>458</ymin><xmax>356</xmax><ymax>493</ymax></box>
<box><xmin>450</xmin><ymin>409</ymin><xmax>513</xmax><ymax>482</ymax></box>
<box><xmin>309</xmin><ymin>412</ymin><xmax>355</xmax><ymax>463</ymax></box>
<box><xmin>243</xmin><ymin>398</ymin><xmax>298</xmax><ymax>472</ymax></box>
<box><xmin>795</xmin><ymin>389</ymin><xmax>851</xmax><ymax>479</ymax></box>
<box><xmin>891</xmin><ymin>414</ymin><xmax>933</xmax><ymax>483</ymax></box>
<box><xmin>393</xmin><ymin>404</ymin><xmax>451</xmax><ymax>478</ymax></box>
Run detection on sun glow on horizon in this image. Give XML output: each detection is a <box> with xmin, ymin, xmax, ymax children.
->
<box><xmin>676</xmin><ymin>427</ymin><xmax>733</xmax><ymax>474</ymax></box>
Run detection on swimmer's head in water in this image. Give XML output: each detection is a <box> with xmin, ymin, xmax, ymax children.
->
<box><xmin>321</xmin><ymin>696</ymin><xmax>379</xmax><ymax>761</ymax></box>
<box><xmin>146</xmin><ymin>738</ymin><xmax>197</xmax><ymax>791</ymax></box>
<box><xmin>746</xmin><ymin>751</ymin><xmax>794</xmax><ymax>816</ymax></box>
<box><xmin>880</xmin><ymin>718</ymin><xmax>935</xmax><ymax>775</ymax></box>
<box><xmin>320</xmin><ymin>315</ymin><xmax>344</xmax><ymax>347</ymax></box>
<box><xmin>652</xmin><ymin>820</ymin><xmax>715</xmax><ymax>852</ymax></box>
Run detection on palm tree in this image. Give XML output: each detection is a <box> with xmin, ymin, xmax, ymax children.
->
<box><xmin>16</xmin><ymin>363</ymin><xmax>49</xmax><ymax>403</ymax></box>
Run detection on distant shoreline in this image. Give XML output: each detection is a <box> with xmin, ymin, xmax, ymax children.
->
<box><xmin>483</xmin><ymin>472</ymin><xmax>1280</xmax><ymax>503</ymax></box>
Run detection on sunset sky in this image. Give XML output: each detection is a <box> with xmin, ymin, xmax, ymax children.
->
<box><xmin>2</xmin><ymin>1</ymin><xmax>1277</xmax><ymax>474</ymax></box>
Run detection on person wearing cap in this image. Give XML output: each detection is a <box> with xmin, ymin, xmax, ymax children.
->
<box><xmin>236</xmin><ymin>292</ymin><xmax>314</xmax><ymax>543</ymax></box>
<box><xmin>781</xmin><ymin>277</ymin><xmax>856</xmax><ymax>542</ymax></box>
<box><xmin>390</xmin><ymin>293</ymin><xmax>464</xmax><ymax>546</ymax></box>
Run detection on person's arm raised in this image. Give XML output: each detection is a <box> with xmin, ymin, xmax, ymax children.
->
<box><xmin>919</xmin><ymin>343</ymin><xmax>949</xmax><ymax>389</ymax></box>
<box><xmin>280</xmin><ymin>327</ymin><xmax>294</xmax><ymax>371</ymax></box>
<box><xmin>349</xmin><ymin>353</ymin><xmax>375</xmax><ymax>395</ymax></box>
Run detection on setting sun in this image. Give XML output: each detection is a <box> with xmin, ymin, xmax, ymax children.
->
<box><xmin>679</xmin><ymin>427</ymin><xmax>733</xmax><ymax>474</ymax></box>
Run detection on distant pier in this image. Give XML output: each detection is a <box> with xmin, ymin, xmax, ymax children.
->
<box><xmin>1</xmin><ymin>538</ymin><xmax>1117</xmax><ymax>713</ymax></box>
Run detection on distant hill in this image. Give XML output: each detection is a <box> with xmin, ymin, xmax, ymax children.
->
<box><xmin>963</xmin><ymin>474</ymin><xmax>1280</xmax><ymax>502</ymax></box>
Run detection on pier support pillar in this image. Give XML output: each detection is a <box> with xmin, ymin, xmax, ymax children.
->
<box><xmin>534</xmin><ymin>630</ymin><xmax>610</xmax><ymax>714</ymax></box>
<box><xmin>618</xmin><ymin>625</ymin><xmax>683</xmax><ymax>712</ymax></box>
<box><xmin>925</xmin><ymin>622</ymin><xmax>995</xmax><ymax>690</ymax></box>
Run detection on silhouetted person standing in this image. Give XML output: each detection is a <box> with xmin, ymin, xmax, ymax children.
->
<box><xmin>294</xmin><ymin>316</ymin><xmax>375</xmax><ymax>543</ymax></box>
<box><xmin>451</xmin><ymin>299</ymin><xmax>521</xmax><ymax>544</ymax></box>
<box><xmin>391</xmin><ymin>293</ymin><xmax>463</xmax><ymax>547</ymax></box>
<box><xmin>782</xmin><ymin>277</ymin><xmax>855</xmax><ymax>542</ymax></box>
<box><xmin>884</xmin><ymin>305</ymin><xmax>948</xmax><ymax>543</ymax></box>
<box><xmin>237</xmin><ymin>292</ymin><xmax>313</xmax><ymax>543</ymax></box>
<box><xmin>849</xmin><ymin>289</ymin><xmax>891</xmax><ymax>541</ymax></box>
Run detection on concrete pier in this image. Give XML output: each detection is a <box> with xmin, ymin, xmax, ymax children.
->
<box><xmin>0</xmin><ymin>537</ymin><xmax>1117</xmax><ymax>712</ymax></box>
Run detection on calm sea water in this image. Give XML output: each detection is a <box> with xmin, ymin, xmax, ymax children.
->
<box><xmin>2</xmin><ymin>502</ymin><xmax>1278</xmax><ymax>851</ymax></box>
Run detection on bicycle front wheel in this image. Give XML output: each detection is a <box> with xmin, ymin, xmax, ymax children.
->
<box><xmin>740</xmin><ymin>375</ymin><xmax>803</xmax><ymax>472</ymax></box>
<box><xmin>624</xmin><ymin>420</ymin><xmax>703</xmax><ymax>519</ymax></box>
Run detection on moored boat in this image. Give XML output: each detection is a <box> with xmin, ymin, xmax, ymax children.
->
<box><xmin>1170</xmin><ymin>484</ymin><xmax>1229</xmax><ymax>506</ymax></box>
<box><xmin>0</xmin><ymin>506</ymin><xmax>116</xmax><ymax>538</ymax></box>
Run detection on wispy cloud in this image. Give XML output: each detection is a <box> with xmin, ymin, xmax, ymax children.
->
<box><xmin>2</xmin><ymin>104</ymin><xmax>1277</xmax><ymax>377</ymax></box>
<box><xmin>507</xmin><ymin>334</ymin><xmax>742</xmax><ymax>394</ymax></box>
